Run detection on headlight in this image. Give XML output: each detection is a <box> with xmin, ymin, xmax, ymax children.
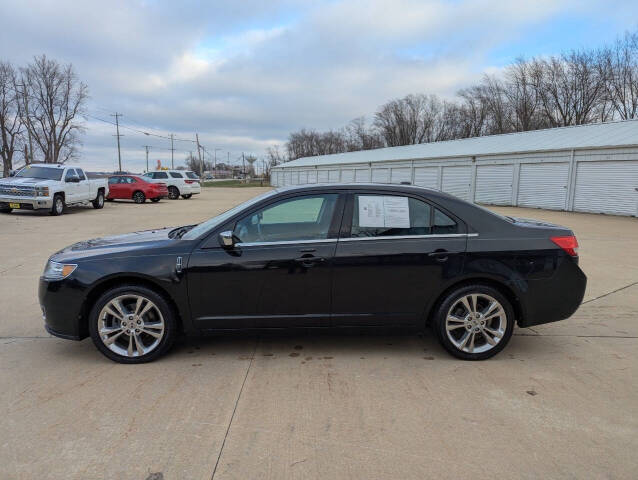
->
<box><xmin>35</xmin><ymin>186</ymin><xmax>50</xmax><ymax>197</ymax></box>
<box><xmin>43</xmin><ymin>260</ymin><xmax>77</xmax><ymax>280</ymax></box>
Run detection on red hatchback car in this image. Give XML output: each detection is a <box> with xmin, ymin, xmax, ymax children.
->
<box><xmin>107</xmin><ymin>175</ymin><xmax>168</xmax><ymax>203</ymax></box>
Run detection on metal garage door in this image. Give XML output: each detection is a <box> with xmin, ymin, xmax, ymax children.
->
<box><xmin>318</xmin><ymin>170</ymin><xmax>329</xmax><ymax>183</ymax></box>
<box><xmin>283</xmin><ymin>171</ymin><xmax>292</xmax><ymax>186</ymax></box>
<box><xmin>518</xmin><ymin>162</ymin><xmax>569</xmax><ymax>210</ymax></box>
<box><xmin>391</xmin><ymin>167</ymin><xmax>411</xmax><ymax>184</ymax></box>
<box><xmin>475</xmin><ymin>165</ymin><xmax>514</xmax><ymax>205</ymax></box>
<box><xmin>355</xmin><ymin>168</ymin><xmax>370</xmax><ymax>182</ymax></box>
<box><xmin>307</xmin><ymin>170</ymin><xmax>317</xmax><ymax>183</ymax></box>
<box><xmin>341</xmin><ymin>169</ymin><xmax>355</xmax><ymax>183</ymax></box>
<box><xmin>414</xmin><ymin>167</ymin><xmax>439</xmax><ymax>189</ymax></box>
<box><xmin>574</xmin><ymin>161</ymin><xmax>638</xmax><ymax>216</ymax></box>
<box><xmin>442</xmin><ymin>166</ymin><xmax>472</xmax><ymax>201</ymax></box>
<box><xmin>328</xmin><ymin>170</ymin><xmax>340</xmax><ymax>183</ymax></box>
<box><xmin>371</xmin><ymin>168</ymin><xmax>390</xmax><ymax>183</ymax></box>
<box><xmin>298</xmin><ymin>171</ymin><xmax>307</xmax><ymax>184</ymax></box>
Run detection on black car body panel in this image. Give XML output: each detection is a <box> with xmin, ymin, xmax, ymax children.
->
<box><xmin>39</xmin><ymin>184</ymin><xmax>587</xmax><ymax>341</ymax></box>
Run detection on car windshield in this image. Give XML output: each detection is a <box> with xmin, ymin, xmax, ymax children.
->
<box><xmin>182</xmin><ymin>190</ymin><xmax>278</xmax><ymax>240</ymax></box>
<box><xmin>15</xmin><ymin>166</ymin><xmax>63</xmax><ymax>181</ymax></box>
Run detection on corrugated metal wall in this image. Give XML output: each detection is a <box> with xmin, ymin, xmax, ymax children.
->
<box><xmin>272</xmin><ymin>147</ymin><xmax>638</xmax><ymax>216</ymax></box>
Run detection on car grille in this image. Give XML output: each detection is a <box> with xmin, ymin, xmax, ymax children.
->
<box><xmin>0</xmin><ymin>184</ymin><xmax>36</xmax><ymax>197</ymax></box>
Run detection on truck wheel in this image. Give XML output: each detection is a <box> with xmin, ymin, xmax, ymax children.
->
<box><xmin>168</xmin><ymin>186</ymin><xmax>179</xmax><ymax>200</ymax></box>
<box><xmin>92</xmin><ymin>190</ymin><xmax>105</xmax><ymax>209</ymax></box>
<box><xmin>133</xmin><ymin>191</ymin><xmax>146</xmax><ymax>204</ymax></box>
<box><xmin>50</xmin><ymin>194</ymin><xmax>65</xmax><ymax>216</ymax></box>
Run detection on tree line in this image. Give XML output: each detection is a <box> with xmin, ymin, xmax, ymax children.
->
<box><xmin>270</xmin><ymin>30</ymin><xmax>638</xmax><ymax>165</ymax></box>
<box><xmin>0</xmin><ymin>55</ymin><xmax>87</xmax><ymax>176</ymax></box>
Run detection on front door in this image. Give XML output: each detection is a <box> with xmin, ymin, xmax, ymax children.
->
<box><xmin>187</xmin><ymin>192</ymin><xmax>343</xmax><ymax>330</ymax></box>
<box><xmin>75</xmin><ymin>168</ymin><xmax>90</xmax><ymax>200</ymax></box>
<box><xmin>331</xmin><ymin>192</ymin><xmax>467</xmax><ymax>326</ymax></box>
<box><xmin>63</xmin><ymin>168</ymin><xmax>79</xmax><ymax>202</ymax></box>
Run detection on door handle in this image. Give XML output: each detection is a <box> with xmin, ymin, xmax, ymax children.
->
<box><xmin>294</xmin><ymin>256</ymin><xmax>325</xmax><ymax>268</ymax></box>
<box><xmin>428</xmin><ymin>249</ymin><xmax>450</xmax><ymax>262</ymax></box>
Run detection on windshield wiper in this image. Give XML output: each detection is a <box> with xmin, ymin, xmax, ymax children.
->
<box><xmin>169</xmin><ymin>224</ymin><xmax>196</xmax><ymax>239</ymax></box>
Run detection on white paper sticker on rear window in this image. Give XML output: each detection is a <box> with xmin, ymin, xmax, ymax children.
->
<box><xmin>358</xmin><ymin>195</ymin><xmax>410</xmax><ymax>228</ymax></box>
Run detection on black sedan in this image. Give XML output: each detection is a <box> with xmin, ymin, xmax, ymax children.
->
<box><xmin>39</xmin><ymin>184</ymin><xmax>586</xmax><ymax>363</ymax></box>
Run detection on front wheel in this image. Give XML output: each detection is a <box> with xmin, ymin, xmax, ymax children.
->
<box><xmin>49</xmin><ymin>194</ymin><xmax>65</xmax><ymax>216</ymax></box>
<box><xmin>433</xmin><ymin>285</ymin><xmax>514</xmax><ymax>360</ymax></box>
<box><xmin>88</xmin><ymin>285</ymin><xmax>177</xmax><ymax>363</ymax></box>
<box><xmin>0</xmin><ymin>206</ymin><xmax>12</xmax><ymax>214</ymax></box>
<box><xmin>168</xmin><ymin>186</ymin><xmax>179</xmax><ymax>200</ymax></box>
<box><xmin>92</xmin><ymin>190</ymin><xmax>105</xmax><ymax>209</ymax></box>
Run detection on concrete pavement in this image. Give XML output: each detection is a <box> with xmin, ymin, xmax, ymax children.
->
<box><xmin>1</xmin><ymin>189</ymin><xmax>636</xmax><ymax>479</ymax></box>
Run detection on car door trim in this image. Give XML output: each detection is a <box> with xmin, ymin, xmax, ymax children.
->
<box><xmin>339</xmin><ymin>233</ymin><xmax>478</xmax><ymax>242</ymax></box>
<box><xmin>236</xmin><ymin>239</ymin><xmax>338</xmax><ymax>247</ymax></box>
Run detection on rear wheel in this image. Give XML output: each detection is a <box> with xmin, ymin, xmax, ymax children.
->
<box><xmin>181</xmin><ymin>194</ymin><xmax>192</xmax><ymax>199</ymax></box>
<box><xmin>49</xmin><ymin>194</ymin><xmax>65</xmax><ymax>216</ymax></box>
<box><xmin>92</xmin><ymin>190</ymin><xmax>105</xmax><ymax>209</ymax></box>
<box><xmin>132</xmin><ymin>191</ymin><xmax>146</xmax><ymax>204</ymax></box>
<box><xmin>434</xmin><ymin>284</ymin><xmax>514</xmax><ymax>360</ymax></box>
<box><xmin>168</xmin><ymin>186</ymin><xmax>179</xmax><ymax>200</ymax></box>
<box><xmin>88</xmin><ymin>285</ymin><xmax>177</xmax><ymax>363</ymax></box>
<box><xmin>150</xmin><ymin>198</ymin><xmax>161</xmax><ymax>203</ymax></box>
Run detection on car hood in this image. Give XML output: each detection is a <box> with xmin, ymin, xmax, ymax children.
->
<box><xmin>52</xmin><ymin>227</ymin><xmax>177</xmax><ymax>261</ymax></box>
<box><xmin>0</xmin><ymin>177</ymin><xmax>59</xmax><ymax>187</ymax></box>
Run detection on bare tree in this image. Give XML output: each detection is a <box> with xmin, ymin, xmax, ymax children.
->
<box><xmin>185</xmin><ymin>153</ymin><xmax>211</xmax><ymax>176</ymax></box>
<box><xmin>0</xmin><ymin>62</ymin><xmax>23</xmax><ymax>176</ymax></box>
<box><xmin>374</xmin><ymin>94</ymin><xmax>446</xmax><ymax>146</ymax></box>
<box><xmin>600</xmin><ymin>31</ymin><xmax>638</xmax><ymax>119</ymax></box>
<box><xmin>504</xmin><ymin>59</ymin><xmax>547</xmax><ymax>131</ymax></box>
<box><xmin>20</xmin><ymin>55</ymin><xmax>88</xmax><ymax>163</ymax></box>
<box><xmin>344</xmin><ymin>117</ymin><xmax>384</xmax><ymax>151</ymax></box>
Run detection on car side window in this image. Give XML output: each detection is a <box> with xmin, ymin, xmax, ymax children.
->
<box><xmin>155</xmin><ymin>172</ymin><xmax>168</xmax><ymax>179</ymax></box>
<box><xmin>169</xmin><ymin>172</ymin><xmax>183</xmax><ymax>178</ymax></box>
<box><xmin>108</xmin><ymin>177</ymin><xmax>120</xmax><ymax>184</ymax></box>
<box><xmin>64</xmin><ymin>169</ymin><xmax>77</xmax><ymax>181</ymax></box>
<box><xmin>125</xmin><ymin>177</ymin><xmax>136</xmax><ymax>184</ymax></box>
<box><xmin>76</xmin><ymin>168</ymin><xmax>86</xmax><ymax>180</ymax></box>
<box><xmin>351</xmin><ymin>194</ymin><xmax>457</xmax><ymax>237</ymax></box>
<box><xmin>233</xmin><ymin>194</ymin><xmax>338</xmax><ymax>244</ymax></box>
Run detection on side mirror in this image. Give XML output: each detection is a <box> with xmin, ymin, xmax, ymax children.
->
<box><xmin>219</xmin><ymin>230</ymin><xmax>235</xmax><ymax>248</ymax></box>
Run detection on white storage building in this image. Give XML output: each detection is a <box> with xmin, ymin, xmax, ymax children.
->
<box><xmin>271</xmin><ymin>120</ymin><xmax>638</xmax><ymax>217</ymax></box>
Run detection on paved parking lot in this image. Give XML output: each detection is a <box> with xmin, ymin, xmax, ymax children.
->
<box><xmin>1</xmin><ymin>188</ymin><xmax>637</xmax><ymax>479</ymax></box>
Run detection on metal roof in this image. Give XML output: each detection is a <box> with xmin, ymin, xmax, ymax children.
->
<box><xmin>276</xmin><ymin>119</ymin><xmax>638</xmax><ymax>168</ymax></box>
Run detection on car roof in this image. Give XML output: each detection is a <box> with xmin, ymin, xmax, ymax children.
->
<box><xmin>28</xmin><ymin>163</ymin><xmax>66</xmax><ymax>168</ymax></box>
<box><xmin>274</xmin><ymin>183</ymin><xmax>459</xmax><ymax>201</ymax></box>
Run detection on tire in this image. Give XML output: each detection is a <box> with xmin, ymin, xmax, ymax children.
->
<box><xmin>132</xmin><ymin>191</ymin><xmax>146</xmax><ymax>204</ymax></box>
<box><xmin>433</xmin><ymin>284</ymin><xmax>514</xmax><ymax>361</ymax></box>
<box><xmin>88</xmin><ymin>284</ymin><xmax>177</xmax><ymax>364</ymax></box>
<box><xmin>49</xmin><ymin>194</ymin><xmax>65</xmax><ymax>216</ymax></box>
<box><xmin>168</xmin><ymin>186</ymin><xmax>180</xmax><ymax>200</ymax></box>
<box><xmin>0</xmin><ymin>206</ymin><xmax>12</xmax><ymax>213</ymax></box>
<box><xmin>92</xmin><ymin>190</ymin><xmax>105</xmax><ymax>209</ymax></box>
<box><xmin>150</xmin><ymin>198</ymin><xmax>160</xmax><ymax>203</ymax></box>
<box><xmin>181</xmin><ymin>194</ymin><xmax>192</xmax><ymax>199</ymax></box>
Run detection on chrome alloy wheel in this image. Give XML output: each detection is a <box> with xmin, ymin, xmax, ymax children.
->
<box><xmin>98</xmin><ymin>294</ymin><xmax>165</xmax><ymax>357</ymax></box>
<box><xmin>445</xmin><ymin>294</ymin><xmax>507</xmax><ymax>354</ymax></box>
<box><xmin>55</xmin><ymin>197</ymin><xmax>64</xmax><ymax>214</ymax></box>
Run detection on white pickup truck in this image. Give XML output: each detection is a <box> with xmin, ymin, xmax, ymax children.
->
<box><xmin>0</xmin><ymin>163</ymin><xmax>109</xmax><ymax>215</ymax></box>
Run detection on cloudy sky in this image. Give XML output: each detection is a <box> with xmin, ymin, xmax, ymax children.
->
<box><xmin>1</xmin><ymin>0</ymin><xmax>637</xmax><ymax>172</ymax></box>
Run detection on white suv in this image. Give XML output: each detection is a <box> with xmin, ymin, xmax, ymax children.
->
<box><xmin>143</xmin><ymin>170</ymin><xmax>201</xmax><ymax>200</ymax></box>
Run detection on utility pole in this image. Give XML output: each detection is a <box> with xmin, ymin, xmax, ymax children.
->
<box><xmin>16</xmin><ymin>82</ymin><xmax>34</xmax><ymax>164</ymax></box>
<box><xmin>143</xmin><ymin>145</ymin><xmax>151</xmax><ymax>173</ymax></box>
<box><xmin>195</xmin><ymin>133</ymin><xmax>203</xmax><ymax>177</ymax></box>
<box><xmin>242</xmin><ymin>152</ymin><xmax>245</xmax><ymax>181</ymax></box>
<box><xmin>111</xmin><ymin>113</ymin><xmax>123</xmax><ymax>172</ymax></box>
<box><xmin>169</xmin><ymin>133</ymin><xmax>175</xmax><ymax>169</ymax></box>
<box><xmin>214</xmin><ymin>148</ymin><xmax>221</xmax><ymax>177</ymax></box>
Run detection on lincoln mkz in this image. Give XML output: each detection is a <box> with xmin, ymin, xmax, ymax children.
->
<box><xmin>39</xmin><ymin>184</ymin><xmax>587</xmax><ymax>363</ymax></box>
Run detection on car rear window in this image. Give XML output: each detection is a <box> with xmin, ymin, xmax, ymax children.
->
<box><xmin>169</xmin><ymin>172</ymin><xmax>183</xmax><ymax>178</ymax></box>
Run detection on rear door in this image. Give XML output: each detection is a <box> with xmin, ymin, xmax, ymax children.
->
<box><xmin>331</xmin><ymin>191</ymin><xmax>467</xmax><ymax>326</ymax></box>
<box><xmin>107</xmin><ymin>177</ymin><xmax>122</xmax><ymax>198</ymax></box>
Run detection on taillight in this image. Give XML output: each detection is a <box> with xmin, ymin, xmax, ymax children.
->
<box><xmin>185</xmin><ymin>180</ymin><xmax>198</xmax><ymax>184</ymax></box>
<box><xmin>551</xmin><ymin>235</ymin><xmax>579</xmax><ymax>257</ymax></box>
